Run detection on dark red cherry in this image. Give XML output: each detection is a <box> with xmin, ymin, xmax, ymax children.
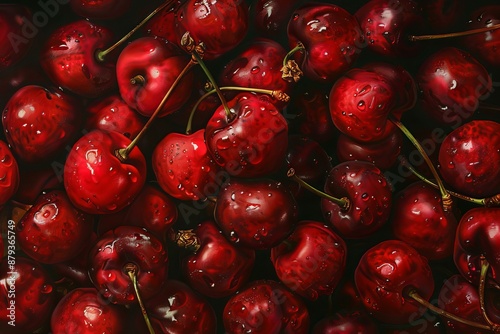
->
<box><xmin>321</xmin><ymin>161</ymin><xmax>392</xmax><ymax>239</ymax></box>
<box><xmin>0</xmin><ymin>62</ymin><xmax>47</xmax><ymax>108</ymax></box>
<box><xmin>214</xmin><ymin>178</ymin><xmax>298</xmax><ymax>250</ymax></box>
<box><xmin>421</xmin><ymin>0</ymin><xmax>465</xmax><ymax>32</ymax></box>
<box><xmin>417</xmin><ymin>47</ymin><xmax>492</xmax><ymax>126</ymax></box>
<box><xmin>312</xmin><ymin>310</ymin><xmax>379</xmax><ymax>334</ymax></box>
<box><xmin>2</xmin><ymin>85</ymin><xmax>82</xmax><ymax>163</ymax></box>
<box><xmin>223</xmin><ymin>280</ymin><xmax>310</xmax><ymax>334</ymax></box>
<box><xmin>64</xmin><ymin>130</ymin><xmax>146</xmax><ymax>215</ymax></box>
<box><xmin>69</xmin><ymin>0</ymin><xmax>132</xmax><ymax>19</ymax></box>
<box><xmin>175</xmin><ymin>0</ymin><xmax>249</xmax><ymax>60</ymax></box>
<box><xmin>287</xmin><ymin>3</ymin><xmax>364</xmax><ymax>82</ymax></box>
<box><xmin>40</xmin><ymin>20</ymin><xmax>116</xmax><ymax>98</ymax></box>
<box><xmin>205</xmin><ymin>93</ymin><xmax>288</xmax><ymax>178</ymax></box>
<box><xmin>144</xmin><ymin>3</ymin><xmax>178</xmax><ymax>43</ymax></box>
<box><xmin>0</xmin><ymin>257</ymin><xmax>56</xmax><ymax>333</ymax></box>
<box><xmin>12</xmin><ymin>166</ymin><xmax>61</xmax><ymax>205</ymax></box>
<box><xmin>50</xmin><ymin>287</ymin><xmax>127</xmax><ymax>334</ymax></box>
<box><xmin>0</xmin><ymin>140</ymin><xmax>19</xmax><ymax>208</ymax></box>
<box><xmin>181</xmin><ymin>220</ymin><xmax>255</xmax><ymax>298</ymax></box>
<box><xmin>16</xmin><ymin>189</ymin><xmax>94</xmax><ymax>264</ymax></box>
<box><xmin>438</xmin><ymin>120</ymin><xmax>500</xmax><ymax>198</ymax></box>
<box><xmin>88</xmin><ymin>225</ymin><xmax>168</xmax><ymax>305</ymax></box>
<box><xmin>354</xmin><ymin>240</ymin><xmax>434</xmax><ymax>324</ymax></box>
<box><xmin>0</xmin><ymin>5</ymin><xmax>33</xmax><ymax>71</ymax></box>
<box><xmin>254</xmin><ymin>0</ymin><xmax>304</xmax><ymax>38</ymax></box>
<box><xmin>271</xmin><ymin>221</ymin><xmax>347</xmax><ymax>300</ymax></box>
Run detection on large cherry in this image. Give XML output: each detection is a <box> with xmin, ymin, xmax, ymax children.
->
<box><xmin>205</xmin><ymin>93</ymin><xmax>288</xmax><ymax>178</ymax></box>
<box><xmin>223</xmin><ymin>280</ymin><xmax>310</xmax><ymax>333</ymax></box>
<box><xmin>354</xmin><ymin>240</ymin><xmax>434</xmax><ymax>324</ymax></box>
<box><xmin>2</xmin><ymin>85</ymin><xmax>82</xmax><ymax>163</ymax></box>
<box><xmin>0</xmin><ymin>140</ymin><xmax>19</xmax><ymax>208</ymax></box>
<box><xmin>214</xmin><ymin>177</ymin><xmax>298</xmax><ymax>249</ymax></box>
<box><xmin>0</xmin><ymin>5</ymin><xmax>33</xmax><ymax>71</ymax></box>
<box><xmin>180</xmin><ymin>220</ymin><xmax>255</xmax><ymax>298</ymax></box>
<box><xmin>438</xmin><ymin>120</ymin><xmax>500</xmax><ymax>198</ymax></box>
<box><xmin>69</xmin><ymin>0</ymin><xmax>132</xmax><ymax>19</ymax></box>
<box><xmin>64</xmin><ymin>129</ymin><xmax>146</xmax><ymax>214</ymax></box>
<box><xmin>271</xmin><ymin>221</ymin><xmax>347</xmax><ymax>301</ymax></box>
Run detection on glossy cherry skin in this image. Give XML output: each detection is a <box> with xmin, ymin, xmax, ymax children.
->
<box><xmin>390</xmin><ymin>181</ymin><xmax>458</xmax><ymax>261</ymax></box>
<box><xmin>50</xmin><ymin>287</ymin><xmax>127</xmax><ymax>334</ymax></box>
<box><xmin>354</xmin><ymin>0</ymin><xmax>423</xmax><ymax>57</ymax></box>
<box><xmin>153</xmin><ymin>129</ymin><xmax>221</xmax><ymax>201</ymax></box>
<box><xmin>85</xmin><ymin>94</ymin><xmax>145</xmax><ymax>139</ymax></box>
<box><xmin>205</xmin><ymin>93</ymin><xmax>288</xmax><ymax>178</ymax></box>
<box><xmin>64</xmin><ymin>130</ymin><xmax>146</xmax><ymax>215</ymax></box>
<box><xmin>454</xmin><ymin>207</ymin><xmax>500</xmax><ymax>286</ymax></box>
<box><xmin>144</xmin><ymin>3</ymin><xmax>178</xmax><ymax>43</ymax></box>
<box><xmin>271</xmin><ymin>221</ymin><xmax>347</xmax><ymax>301</ymax></box>
<box><xmin>16</xmin><ymin>190</ymin><xmax>94</xmax><ymax>264</ymax></box>
<box><xmin>254</xmin><ymin>0</ymin><xmax>304</xmax><ymax>38</ymax></box>
<box><xmin>0</xmin><ymin>257</ymin><xmax>56</xmax><ymax>333</ymax></box>
<box><xmin>2</xmin><ymin>85</ymin><xmax>82</xmax><ymax>163</ymax></box>
<box><xmin>223</xmin><ymin>280</ymin><xmax>310</xmax><ymax>334</ymax></box>
<box><xmin>116</xmin><ymin>37</ymin><xmax>194</xmax><ymax>118</ymax></box>
<box><xmin>0</xmin><ymin>5</ymin><xmax>33</xmax><ymax>71</ymax></box>
<box><xmin>438</xmin><ymin>120</ymin><xmax>500</xmax><ymax>198</ymax></box>
<box><xmin>417</xmin><ymin>47</ymin><xmax>492</xmax><ymax>125</ymax></box>
<box><xmin>70</xmin><ymin>0</ymin><xmax>132</xmax><ymax>19</ymax></box>
<box><xmin>0</xmin><ymin>140</ymin><xmax>19</xmax><ymax>208</ymax></box>
<box><xmin>321</xmin><ymin>161</ymin><xmax>392</xmax><ymax>239</ymax></box>
<box><xmin>181</xmin><ymin>220</ymin><xmax>255</xmax><ymax>298</ymax></box>
<box><xmin>355</xmin><ymin>240</ymin><xmax>435</xmax><ymax>325</ymax></box>
<box><xmin>312</xmin><ymin>310</ymin><xmax>379</xmax><ymax>334</ymax></box>
<box><xmin>175</xmin><ymin>0</ymin><xmax>249</xmax><ymax>60</ymax></box>
<box><xmin>287</xmin><ymin>3</ymin><xmax>364</xmax><ymax>82</ymax></box>
<box><xmin>40</xmin><ymin>20</ymin><xmax>116</xmax><ymax>98</ymax></box>
<box><xmin>214</xmin><ymin>178</ymin><xmax>298</xmax><ymax>250</ymax></box>
<box><xmin>88</xmin><ymin>226</ymin><xmax>168</xmax><ymax>305</ymax></box>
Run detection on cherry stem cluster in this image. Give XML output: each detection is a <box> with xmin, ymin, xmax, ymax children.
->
<box><xmin>124</xmin><ymin>263</ymin><xmax>156</xmax><ymax>334</ymax></box>
<box><xmin>409</xmin><ymin>23</ymin><xmax>500</xmax><ymax>42</ymax></box>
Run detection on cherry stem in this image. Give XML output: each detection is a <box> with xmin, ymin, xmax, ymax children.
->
<box><xmin>124</xmin><ymin>263</ymin><xmax>155</xmax><ymax>334</ymax></box>
<box><xmin>283</xmin><ymin>42</ymin><xmax>305</xmax><ymax>67</ymax></box>
<box><xmin>281</xmin><ymin>42</ymin><xmax>305</xmax><ymax>83</ymax></box>
<box><xmin>479</xmin><ymin>257</ymin><xmax>499</xmax><ymax>329</ymax></box>
<box><xmin>130</xmin><ymin>75</ymin><xmax>146</xmax><ymax>86</ymax></box>
<box><xmin>287</xmin><ymin>168</ymin><xmax>350</xmax><ymax>210</ymax></box>
<box><xmin>397</xmin><ymin>156</ymin><xmax>499</xmax><ymax>207</ymax></box>
<box><xmin>185</xmin><ymin>86</ymin><xmax>290</xmax><ymax>134</ymax></box>
<box><xmin>115</xmin><ymin>59</ymin><xmax>197</xmax><ymax>162</ymax></box>
<box><xmin>389</xmin><ymin>116</ymin><xmax>452</xmax><ymax>211</ymax></box>
<box><xmin>407</xmin><ymin>289</ymin><xmax>497</xmax><ymax>332</ymax></box>
<box><xmin>168</xmin><ymin>229</ymin><xmax>201</xmax><ymax>253</ymax></box>
<box><xmin>95</xmin><ymin>0</ymin><xmax>175</xmax><ymax>62</ymax></box>
<box><xmin>409</xmin><ymin>23</ymin><xmax>500</xmax><ymax>42</ymax></box>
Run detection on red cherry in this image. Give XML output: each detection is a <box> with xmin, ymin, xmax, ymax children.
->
<box><xmin>271</xmin><ymin>221</ymin><xmax>347</xmax><ymax>300</ymax></box>
<box><xmin>205</xmin><ymin>93</ymin><xmax>288</xmax><ymax>178</ymax></box>
<box><xmin>312</xmin><ymin>310</ymin><xmax>379</xmax><ymax>334</ymax></box>
<box><xmin>16</xmin><ymin>189</ymin><xmax>94</xmax><ymax>264</ymax></box>
<box><xmin>421</xmin><ymin>0</ymin><xmax>465</xmax><ymax>32</ymax></box>
<box><xmin>40</xmin><ymin>20</ymin><xmax>116</xmax><ymax>98</ymax></box>
<box><xmin>64</xmin><ymin>130</ymin><xmax>146</xmax><ymax>214</ymax></box>
<box><xmin>0</xmin><ymin>5</ymin><xmax>33</xmax><ymax>71</ymax></box>
<box><xmin>354</xmin><ymin>240</ymin><xmax>435</xmax><ymax>324</ymax></box>
<box><xmin>438</xmin><ymin>120</ymin><xmax>500</xmax><ymax>198</ymax></box>
<box><xmin>88</xmin><ymin>226</ymin><xmax>168</xmax><ymax>305</ymax></box>
<box><xmin>69</xmin><ymin>0</ymin><xmax>132</xmax><ymax>19</ymax></box>
<box><xmin>0</xmin><ymin>140</ymin><xmax>19</xmax><ymax>208</ymax></box>
<box><xmin>214</xmin><ymin>178</ymin><xmax>298</xmax><ymax>250</ymax></box>
<box><xmin>144</xmin><ymin>3</ymin><xmax>179</xmax><ymax>43</ymax></box>
<box><xmin>50</xmin><ymin>287</ymin><xmax>127</xmax><ymax>333</ymax></box>
<box><xmin>0</xmin><ymin>62</ymin><xmax>47</xmax><ymax>108</ymax></box>
<box><xmin>254</xmin><ymin>0</ymin><xmax>304</xmax><ymax>38</ymax></box>
<box><xmin>223</xmin><ymin>280</ymin><xmax>310</xmax><ymax>334</ymax></box>
<box><xmin>12</xmin><ymin>166</ymin><xmax>61</xmax><ymax>205</ymax></box>
<box><xmin>2</xmin><ymin>85</ymin><xmax>82</xmax><ymax>163</ymax></box>
<box><xmin>181</xmin><ymin>220</ymin><xmax>255</xmax><ymax>298</ymax></box>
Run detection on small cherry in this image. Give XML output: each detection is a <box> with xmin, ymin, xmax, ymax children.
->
<box><xmin>69</xmin><ymin>0</ymin><xmax>132</xmax><ymax>19</ymax></box>
<box><xmin>0</xmin><ymin>140</ymin><xmax>19</xmax><ymax>209</ymax></box>
<box><xmin>0</xmin><ymin>5</ymin><xmax>33</xmax><ymax>71</ymax></box>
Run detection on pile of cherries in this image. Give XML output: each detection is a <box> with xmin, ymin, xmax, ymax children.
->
<box><xmin>1</xmin><ymin>0</ymin><xmax>500</xmax><ymax>333</ymax></box>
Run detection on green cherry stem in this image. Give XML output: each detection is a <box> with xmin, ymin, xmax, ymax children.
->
<box><xmin>287</xmin><ymin>168</ymin><xmax>350</xmax><ymax>210</ymax></box>
<box><xmin>281</xmin><ymin>42</ymin><xmax>305</xmax><ymax>83</ymax></box>
<box><xmin>389</xmin><ymin>116</ymin><xmax>452</xmax><ymax>211</ymax></box>
<box><xmin>408</xmin><ymin>23</ymin><xmax>500</xmax><ymax>42</ymax></box>
<box><xmin>125</xmin><ymin>263</ymin><xmax>156</xmax><ymax>334</ymax></box>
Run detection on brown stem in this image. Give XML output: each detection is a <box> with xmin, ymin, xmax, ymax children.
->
<box><xmin>124</xmin><ymin>263</ymin><xmax>155</xmax><ymax>334</ymax></box>
<box><xmin>409</xmin><ymin>23</ymin><xmax>500</xmax><ymax>41</ymax></box>
<box><xmin>169</xmin><ymin>229</ymin><xmax>201</xmax><ymax>253</ymax></box>
<box><xmin>130</xmin><ymin>75</ymin><xmax>146</xmax><ymax>86</ymax></box>
<box><xmin>281</xmin><ymin>42</ymin><xmax>305</xmax><ymax>83</ymax></box>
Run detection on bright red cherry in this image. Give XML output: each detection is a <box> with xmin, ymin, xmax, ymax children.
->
<box><xmin>0</xmin><ymin>140</ymin><xmax>19</xmax><ymax>208</ymax></box>
<box><xmin>0</xmin><ymin>5</ymin><xmax>33</xmax><ymax>71</ymax></box>
<box><xmin>69</xmin><ymin>0</ymin><xmax>132</xmax><ymax>19</ymax></box>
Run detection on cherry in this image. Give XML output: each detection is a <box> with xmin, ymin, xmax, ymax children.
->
<box><xmin>12</xmin><ymin>166</ymin><xmax>61</xmax><ymax>205</ymax></box>
<box><xmin>180</xmin><ymin>220</ymin><xmax>255</xmax><ymax>298</ymax></box>
<box><xmin>354</xmin><ymin>240</ymin><xmax>434</xmax><ymax>324</ymax></box>
<box><xmin>205</xmin><ymin>92</ymin><xmax>289</xmax><ymax>178</ymax></box>
<box><xmin>417</xmin><ymin>47</ymin><xmax>492</xmax><ymax>125</ymax></box>
<box><xmin>223</xmin><ymin>279</ymin><xmax>310</xmax><ymax>333</ymax></box>
<box><xmin>144</xmin><ymin>2</ymin><xmax>178</xmax><ymax>43</ymax></box>
<box><xmin>271</xmin><ymin>220</ymin><xmax>347</xmax><ymax>301</ymax></box>
<box><xmin>174</xmin><ymin>0</ymin><xmax>249</xmax><ymax>60</ymax></box>
<box><xmin>0</xmin><ymin>5</ymin><xmax>33</xmax><ymax>71</ymax></box>
<box><xmin>390</xmin><ymin>181</ymin><xmax>458</xmax><ymax>261</ymax></box>
<box><xmin>421</xmin><ymin>0</ymin><xmax>465</xmax><ymax>32</ymax></box>
<box><xmin>69</xmin><ymin>0</ymin><xmax>132</xmax><ymax>19</ymax></box>
<box><xmin>0</xmin><ymin>140</ymin><xmax>19</xmax><ymax>208</ymax></box>
<box><xmin>320</xmin><ymin>161</ymin><xmax>392</xmax><ymax>239</ymax></box>
<box><xmin>2</xmin><ymin>85</ymin><xmax>82</xmax><ymax>163</ymax></box>
<box><xmin>438</xmin><ymin>120</ymin><xmax>500</xmax><ymax>198</ymax></box>
<box><xmin>312</xmin><ymin>310</ymin><xmax>379</xmax><ymax>334</ymax></box>
<box><xmin>136</xmin><ymin>279</ymin><xmax>217</xmax><ymax>333</ymax></box>
<box><xmin>50</xmin><ymin>287</ymin><xmax>128</xmax><ymax>334</ymax></box>
<box><xmin>64</xmin><ymin>129</ymin><xmax>146</xmax><ymax>214</ymax></box>
<box><xmin>214</xmin><ymin>177</ymin><xmax>298</xmax><ymax>250</ymax></box>
<box><xmin>0</xmin><ymin>62</ymin><xmax>47</xmax><ymax>108</ymax></box>
<box><xmin>285</xmin><ymin>2</ymin><xmax>364</xmax><ymax>82</ymax></box>
<box><xmin>254</xmin><ymin>0</ymin><xmax>305</xmax><ymax>38</ymax></box>
<box><xmin>116</xmin><ymin>36</ymin><xmax>194</xmax><ymax>118</ymax></box>
<box><xmin>0</xmin><ymin>257</ymin><xmax>56</xmax><ymax>333</ymax></box>
<box><xmin>85</xmin><ymin>94</ymin><xmax>146</xmax><ymax>139</ymax></box>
